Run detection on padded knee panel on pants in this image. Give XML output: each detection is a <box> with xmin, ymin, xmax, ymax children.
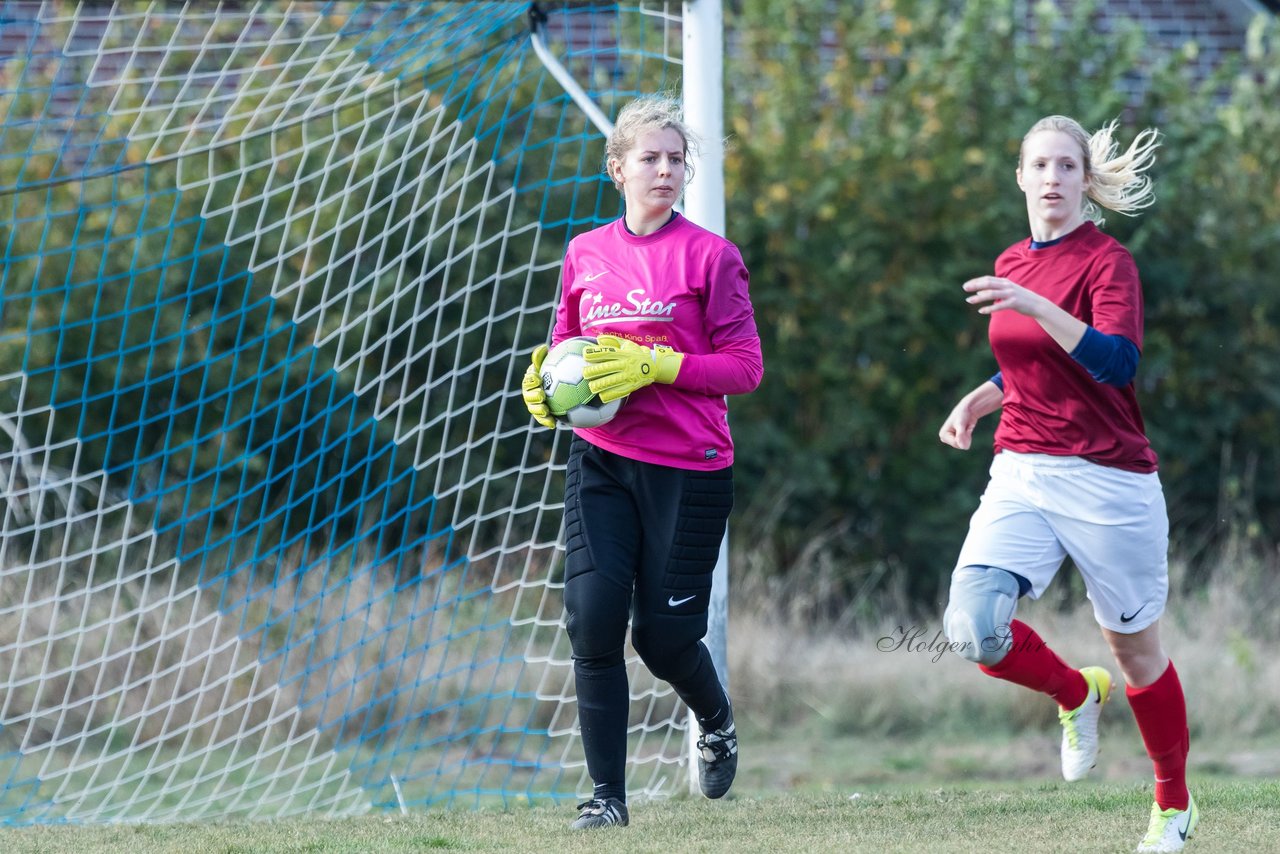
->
<box><xmin>944</xmin><ymin>565</ymin><xmax>1021</xmax><ymax>666</ymax></box>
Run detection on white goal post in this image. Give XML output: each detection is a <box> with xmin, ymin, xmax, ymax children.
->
<box><xmin>679</xmin><ymin>0</ymin><xmax>732</xmax><ymax>792</ymax></box>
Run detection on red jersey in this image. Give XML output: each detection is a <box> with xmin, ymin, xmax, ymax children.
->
<box><xmin>989</xmin><ymin>221</ymin><xmax>1158</xmax><ymax>472</ymax></box>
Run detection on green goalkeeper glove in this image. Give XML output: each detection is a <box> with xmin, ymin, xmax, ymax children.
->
<box><xmin>521</xmin><ymin>344</ymin><xmax>557</xmax><ymax>428</ymax></box>
<box><xmin>582</xmin><ymin>334</ymin><xmax>684</xmax><ymax>403</ymax></box>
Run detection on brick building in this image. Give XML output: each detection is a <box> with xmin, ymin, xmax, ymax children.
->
<box><xmin>1052</xmin><ymin>0</ymin><xmax>1279</xmax><ymax>82</ymax></box>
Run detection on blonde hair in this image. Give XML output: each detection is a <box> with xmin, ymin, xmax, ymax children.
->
<box><xmin>1020</xmin><ymin>115</ymin><xmax>1160</xmax><ymax>225</ymax></box>
<box><xmin>604</xmin><ymin>93</ymin><xmax>698</xmax><ymax>193</ymax></box>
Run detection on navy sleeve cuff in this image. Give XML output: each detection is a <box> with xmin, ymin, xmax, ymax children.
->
<box><xmin>989</xmin><ymin>372</ymin><xmax>1004</xmax><ymax>392</ymax></box>
<box><xmin>1069</xmin><ymin>327</ymin><xmax>1139</xmax><ymax>386</ymax></box>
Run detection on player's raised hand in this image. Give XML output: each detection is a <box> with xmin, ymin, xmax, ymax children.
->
<box><xmin>521</xmin><ymin>344</ymin><xmax>556</xmax><ymax>428</ymax></box>
<box><xmin>964</xmin><ymin>274</ymin><xmax>1090</xmax><ymax>354</ymax></box>
<box><xmin>963</xmin><ymin>276</ymin><xmax>1048</xmax><ymax>317</ymax></box>
<box><xmin>581</xmin><ymin>334</ymin><xmax>683</xmax><ymax>402</ymax></box>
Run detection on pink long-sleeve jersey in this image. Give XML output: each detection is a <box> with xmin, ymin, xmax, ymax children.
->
<box><xmin>552</xmin><ymin>214</ymin><xmax>763</xmax><ymax>470</ymax></box>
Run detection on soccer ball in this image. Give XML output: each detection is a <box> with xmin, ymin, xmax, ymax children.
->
<box><xmin>541</xmin><ymin>336</ymin><xmax>624</xmax><ymax>428</ymax></box>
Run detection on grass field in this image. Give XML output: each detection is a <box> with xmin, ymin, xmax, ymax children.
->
<box><xmin>6</xmin><ymin>719</ymin><xmax>1278</xmax><ymax>852</ymax></box>
<box><xmin>6</xmin><ymin>559</ymin><xmax>1278</xmax><ymax>851</ymax></box>
<box><xmin>7</xmin><ymin>776</ymin><xmax>1278</xmax><ymax>853</ymax></box>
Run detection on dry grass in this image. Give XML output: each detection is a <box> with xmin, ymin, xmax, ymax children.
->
<box><xmin>728</xmin><ymin>549</ymin><xmax>1280</xmax><ymax>782</ymax></box>
<box><xmin>0</xmin><ymin>519</ymin><xmax>579</xmax><ymax>819</ymax></box>
<box><xmin>4</xmin><ymin>486</ymin><xmax>1277</xmax><ymax>821</ymax></box>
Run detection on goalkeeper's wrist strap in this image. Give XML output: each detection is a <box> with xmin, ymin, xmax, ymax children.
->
<box><xmin>653</xmin><ymin>346</ymin><xmax>683</xmax><ymax>384</ymax></box>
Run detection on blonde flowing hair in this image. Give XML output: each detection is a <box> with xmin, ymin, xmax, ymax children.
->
<box><xmin>1021</xmin><ymin>115</ymin><xmax>1161</xmax><ymax>225</ymax></box>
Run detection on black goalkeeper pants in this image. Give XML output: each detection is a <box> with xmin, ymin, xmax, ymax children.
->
<box><xmin>563</xmin><ymin>437</ymin><xmax>734</xmax><ymax>796</ymax></box>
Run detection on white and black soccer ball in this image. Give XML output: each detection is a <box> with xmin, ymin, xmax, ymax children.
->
<box><xmin>541</xmin><ymin>336</ymin><xmax>624</xmax><ymax>428</ymax></box>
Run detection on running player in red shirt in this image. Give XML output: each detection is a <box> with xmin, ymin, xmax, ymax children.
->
<box><xmin>939</xmin><ymin>115</ymin><xmax>1195</xmax><ymax>853</ymax></box>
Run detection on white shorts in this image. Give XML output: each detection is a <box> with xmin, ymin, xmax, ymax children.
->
<box><xmin>954</xmin><ymin>451</ymin><xmax>1169</xmax><ymax>633</ymax></box>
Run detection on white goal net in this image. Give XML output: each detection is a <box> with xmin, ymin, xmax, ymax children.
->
<box><xmin>0</xmin><ymin>0</ymin><xmax>694</xmax><ymax>823</ymax></box>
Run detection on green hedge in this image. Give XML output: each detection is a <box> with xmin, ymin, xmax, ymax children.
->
<box><xmin>723</xmin><ymin>0</ymin><xmax>1280</xmax><ymax>597</ymax></box>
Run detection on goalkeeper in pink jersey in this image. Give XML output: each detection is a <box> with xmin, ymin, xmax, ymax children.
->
<box><xmin>520</xmin><ymin>95</ymin><xmax>763</xmax><ymax>830</ymax></box>
<box><xmin>938</xmin><ymin>115</ymin><xmax>1195</xmax><ymax>853</ymax></box>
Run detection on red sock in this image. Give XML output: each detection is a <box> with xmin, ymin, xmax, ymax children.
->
<box><xmin>979</xmin><ymin>620</ymin><xmax>1088</xmax><ymax>710</ymax></box>
<box><xmin>1127</xmin><ymin>660</ymin><xmax>1190</xmax><ymax>811</ymax></box>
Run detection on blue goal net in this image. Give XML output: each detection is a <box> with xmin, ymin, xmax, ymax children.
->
<box><xmin>0</xmin><ymin>0</ymin><xmax>689</xmax><ymax>823</ymax></box>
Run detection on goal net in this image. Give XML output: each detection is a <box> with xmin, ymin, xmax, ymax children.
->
<box><xmin>0</xmin><ymin>1</ymin><xmax>692</xmax><ymax>823</ymax></box>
